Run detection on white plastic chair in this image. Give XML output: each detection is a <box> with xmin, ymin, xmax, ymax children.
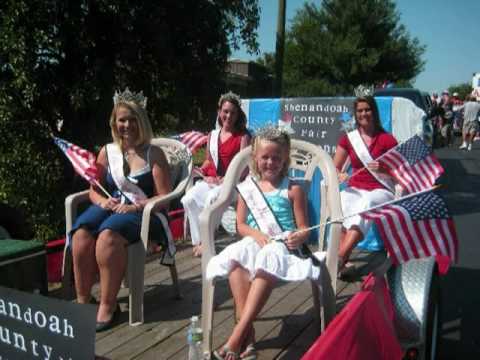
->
<box><xmin>62</xmin><ymin>138</ymin><xmax>192</xmax><ymax>326</ymax></box>
<box><xmin>199</xmin><ymin>139</ymin><xmax>343</xmax><ymax>354</ymax></box>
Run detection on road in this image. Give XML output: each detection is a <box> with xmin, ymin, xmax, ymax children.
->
<box><xmin>436</xmin><ymin>140</ymin><xmax>480</xmax><ymax>359</ymax></box>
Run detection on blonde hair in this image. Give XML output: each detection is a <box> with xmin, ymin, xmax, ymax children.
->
<box><xmin>110</xmin><ymin>101</ymin><xmax>153</xmax><ymax>148</ymax></box>
<box><xmin>251</xmin><ymin>127</ymin><xmax>291</xmax><ymax>178</ymax></box>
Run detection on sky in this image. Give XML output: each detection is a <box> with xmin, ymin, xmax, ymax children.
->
<box><xmin>231</xmin><ymin>0</ymin><xmax>480</xmax><ymax>94</ymax></box>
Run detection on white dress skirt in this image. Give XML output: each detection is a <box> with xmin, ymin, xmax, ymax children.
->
<box><xmin>340</xmin><ymin>187</ymin><xmax>394</xmax><ymax>236</ymax></box>
<box><xmin>181</xmin><ymin>181</ymin><xmax>222</xmax><ymax>246</ymax></box>
<box><xmin>206</xmin><ymin>236</ymin><xmax>326</xmax><ymax>282</ymax></box>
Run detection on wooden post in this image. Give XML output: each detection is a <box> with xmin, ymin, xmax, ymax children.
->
<box><xmin>274</xmin><ymin>0</ymin><xmax>286</xmax><ymax>97</ymax></box>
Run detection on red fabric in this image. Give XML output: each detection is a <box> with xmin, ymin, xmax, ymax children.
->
<box><xmin>46</xmin><ymin>237</ymin><xmax>66</xmax><ymax>283</ymax></box>
<box><xmin>435</xmin><ymin>255</ymin><xmax>451</xmax><ymax>275</ymax></box>
<box><xmin>338</xmin><ymin>132</ymin><xmax>397</xmax><ymax>191</ymax></box>
<box><xmin>202</xmin><ymin>130</ymin><xmax>247</xmax><ymax>177</ymax></box>
<box><xmin>301</xmin><ymin>274</ymin><xmax>403</xmax><ymax>360</ymax></box>
<box><xmin>168</xmin><ymin>209</ymin><xmax>184</xmax><ymax>240</ymax></box>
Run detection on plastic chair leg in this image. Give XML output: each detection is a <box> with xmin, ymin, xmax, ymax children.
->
<box><xmin>201</xmin><ymin>279</ymin><xmax>215</xmax><ymax>356</ymax></box>
<box><xmin>61</xmin><ymin>247</ymin><xmax>77</xmax><ymax>300</ymax></box>
<box><xmin>169</xmin><ymin>263</ymin><xmax>182</xmax><ymax>299</ymax></box>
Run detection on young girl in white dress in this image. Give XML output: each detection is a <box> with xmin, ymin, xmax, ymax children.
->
<box><xmin>206</xmin><ymin>128</ymin><xmax>323</xmax><ymax>360</ymax></box>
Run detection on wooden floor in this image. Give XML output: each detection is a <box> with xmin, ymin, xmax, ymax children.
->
<box><xmin>86</xmin><ymin>236</ymin><xmax>360</xmax><ymax>360</ymax></box>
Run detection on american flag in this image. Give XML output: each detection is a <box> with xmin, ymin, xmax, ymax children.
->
<box><xmin>379</xmin><ymin>135</ymin><xmax>444</xmax><ymax>193</ymax></box>
<box><xmin>361</xmin><ymin>191</ymin><xmax>458</xmax><ymax>265</ymax></box>
<box><xmin>172</xmin><ymin>131</ymin><xmax>208</xmax><ymax>153</ymax></box>
<box><xmin>54</xmin><ymin>137</ymin><xmax>99</xmax><ymax>184</ymax></box>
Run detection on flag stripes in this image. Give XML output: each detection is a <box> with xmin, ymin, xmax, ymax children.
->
<box><xmin>379</xmin><ymin>135</ymin><xmax>444</xmax><ymax>193</ymax></box>
<box><xmin>54</xmin><ymin>137</ymin><xmax>98</xmax><ymax>184</ymax></box>
<box><xmin>362</xmin><ymin>191</ymin><xmax>458</xmax><ymax>265</ymax></box>
<box><xmin>173</xmin><ymin>131</ymin><xmax>208</xmax><ymax>153</ymax></box>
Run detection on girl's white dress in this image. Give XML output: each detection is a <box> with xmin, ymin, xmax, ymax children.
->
<box><xmin>206</xmin><ymin>178</ymin><xmax>325</xmax><ymax>282</ymax></box>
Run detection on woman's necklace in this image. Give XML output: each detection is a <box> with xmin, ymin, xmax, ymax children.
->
<box><xmin>124</xmin><ymin>149</ymin><xmax>136</xmax><ymax>162</ymax></box>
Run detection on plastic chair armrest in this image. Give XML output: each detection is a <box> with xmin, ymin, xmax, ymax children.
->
<box><xmin>65</xmin><ymin>190</ymin><xmax>90</xmax><ymax>233</ymax></box>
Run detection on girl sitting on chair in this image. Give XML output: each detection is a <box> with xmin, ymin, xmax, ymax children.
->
<box><xmin>182</xmin><ymin>91</ymin><xmax>250</xmax><ymax>257</ymax></box>
<box><xmin>206</xmin><ymin>128</ymin><xmax>323</xmax><ymax>360</ymax></box>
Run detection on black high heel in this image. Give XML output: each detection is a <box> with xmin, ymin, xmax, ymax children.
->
<box><xmin>95</xmin><ymin>305</ymin><xmax>120</xmax><ymax>332</ymax></box>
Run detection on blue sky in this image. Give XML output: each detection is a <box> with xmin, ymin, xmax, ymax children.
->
<box><xmin>232</xmin><ymin>0</ymin><xmax>480</xmax><ymax>94</ymax></box>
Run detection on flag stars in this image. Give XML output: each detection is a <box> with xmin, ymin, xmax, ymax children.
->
<box><xmin>398</xmin><ymin>192</ymin><xmax>450</xmax><ymax>220</ymax></box>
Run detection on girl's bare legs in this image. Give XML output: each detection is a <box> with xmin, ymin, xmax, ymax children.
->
<box><xmin>229</xmin><ymin>264</ymin><xmax>255</xmax><ymax>353</ymax></box>
<box><xmin>224</xmin><ymin>270</ymin><xmax>276</xmax><ymax>355</ymax></box>
<box><xmin>95</xmin><ymin>229</ymin><xmax>128</xmax><ymax>322</ymax></box>
<box><xmin>72</xmin><ymin>228</ymin><xmax>98</xmax><ymax>304</ymax></box>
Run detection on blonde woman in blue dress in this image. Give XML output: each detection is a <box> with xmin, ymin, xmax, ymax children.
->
<box><xmin>206</xmin><ymin>128</ymin><xmax>323</xmax><ymax>360</ymax></box>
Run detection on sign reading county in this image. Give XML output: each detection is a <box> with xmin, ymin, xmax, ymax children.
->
<box><xmin>0</xmin><ymin>286</ymin><xmax>96</xmax><ymax>360</ymax></box>
<box><xmin>243</xmin><ymin>97</ymin><xmax>355</xmax><ymax>154</ymax></box>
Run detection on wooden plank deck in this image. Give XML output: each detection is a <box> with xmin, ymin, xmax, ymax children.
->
<box><xmin>82</xmin><ymin>236</ymin><xmax>361</xmax><ymax>360</ymax></box>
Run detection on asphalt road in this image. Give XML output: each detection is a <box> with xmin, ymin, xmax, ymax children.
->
<box><xmin>435</xmin><ymin>139</ymin><xmax>480</xmax><ymax>359</ymax></box>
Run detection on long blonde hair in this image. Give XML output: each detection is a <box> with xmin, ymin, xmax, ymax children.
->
<box><xmin>251</xmin><ymin>127</ymin><xmax>291</xmax><ymax>178</ymax></box>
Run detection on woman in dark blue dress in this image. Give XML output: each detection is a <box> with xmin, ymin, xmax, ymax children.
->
<box><xmin>70</xmin><ymin>88</ymin><xmax>172</xmax><ymax>331</ymax></box>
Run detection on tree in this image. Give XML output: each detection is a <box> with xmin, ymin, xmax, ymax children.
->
<box><xmin>448</xmin><ymin>83</ymin><xmax>473</xmax><ymax>100</ymax></box>
<box><xmin>0</xmin><ymin>0</ymin><xmax>259</xmax><ymax>240</ymax></box>
<box><xmin>281</xmin><ymin>0</ymin><xmax>425</xmax><ymax>97</ymax></box>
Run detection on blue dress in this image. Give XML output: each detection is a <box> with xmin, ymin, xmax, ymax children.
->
<box><xmin>70</xmin><ymin>145</ymin><xmax>168</xmax><ymax>246</ymax></box>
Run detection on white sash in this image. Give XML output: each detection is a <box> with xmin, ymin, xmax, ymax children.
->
<box><xmin>347</xmin><ymin>130</ymin><xmax>395</xmax><ymax>193</ymax></box>
<box><xmin>106</xmin><ymin>144</ymin><xmax>175</xmax><ymax>257</ymax></box>
<box><xmin>106</xmin><ymin>143</ymin><xmax>147</xmax><ymax>204</ymax></box>
<box><xmin>208</xmin><ymin>129</ymin><xmax>220</xmax><ymax>172</ymax></box>
<box><xmin>236</xmin><ymin>176</ymin><xmax>284</xmax><ymax>238</ymax></box>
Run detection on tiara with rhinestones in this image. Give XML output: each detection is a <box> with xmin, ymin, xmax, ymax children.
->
<box><xmin>255</xmin><ymin>125</ymin><xmax>290</xmax><ymax>140</ymax></box>
<box><xmin>218</xmin><ymin>91</ymin><xmax>241</xmax><ymax>107</ymax></box>
<box><xmin>113</xmin><ymin>87</ymin><xmax>148</xmax><ymax>109</ymax></box>
<box><xmin>354</xmin><ymin>84</ymin><xmax>375</xmax><ymax>98</ymax></box>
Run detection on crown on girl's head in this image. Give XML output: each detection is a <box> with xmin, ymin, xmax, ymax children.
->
<box><xmin>218</xmin><ymin>91</ymin><xmax>242</xmax><ymax>107</ymax></box>
<box><xmin>255</xmin><ymin>125</ymin><xmax>290</xmax><ymax>139</ymax></box>
<box><xmin>113</xmin><ymin>87</ymin><xmax>148</xmax><ymax>109</ymax></box>
<box><xmin>354</xmin><ymin>84</ymin><xmax>375</xmax><ymax>98</ymax></box>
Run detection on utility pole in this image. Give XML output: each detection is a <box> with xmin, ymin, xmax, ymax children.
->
<box><xmin>274</xmin><ymin>0</ymin><xmax>286</xmax><ymax>97</ymax></box>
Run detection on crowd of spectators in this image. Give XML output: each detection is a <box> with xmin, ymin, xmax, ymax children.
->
<box><xmin>430</xmin><ymin>90</ymin><xmax>480</xmax><ymax>149</ymax></box>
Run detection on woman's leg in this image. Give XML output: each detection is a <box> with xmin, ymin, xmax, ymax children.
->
<box><xmin>72</xmin><ymin>228</ymin><xmax>98</xmax><ymax>304</ymax></box>
<box><xmin>224</xmin><ymin>271</ymin><xmax>276</xmax><ymax>354</ymax></box>
<box><xmin>338</xmin><ymin>226</ymin><xmax>364</xmax><ymax>264</ymax></box>
<box><xmin>181</xmin><ymin>182</ymin><xmax>210</xmax><ymax>250</ymax></box>
<box><xmin>95</xmin><ymin>229</ymin><xmax>128</xmax><ymax>322</ymax></box>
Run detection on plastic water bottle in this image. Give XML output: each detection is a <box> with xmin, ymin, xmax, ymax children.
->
<box><xmin>187</xmin><ymin>316</ymin><xmax>203</xmax><ymax>360</ymax></box>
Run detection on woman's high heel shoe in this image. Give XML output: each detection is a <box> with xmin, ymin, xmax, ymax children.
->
<box><xmin>95</xmin><ymin>305</ymin><xmax>120</xmax><ymax>332</ymax></box>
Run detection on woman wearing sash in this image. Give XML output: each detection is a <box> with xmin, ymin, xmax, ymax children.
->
<box><xmin>206</xmin><ymin>128</ymin><xmax>322</xmax><ymax>360</ymax></box>
<box><xmin>333</xmin><ymin>95</ymin><xmax>398</xmax><ymax>268</ymax></box>
<box><xmin>181</xmin><ymin>91</ymin><xmax>251</xmax><ymax>257</ymax></box>
<box><xmin>70</xmin><ymin>88</ymin><xmax>172</xmax><ymax>332</ymax></box>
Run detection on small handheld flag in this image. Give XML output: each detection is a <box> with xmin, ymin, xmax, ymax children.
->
<box><xmin>379</xmin><ymin>135</ymin><xmax>444</xmax><ymax>193</ymax></box>
<box><xmin>54</xmin><ymin>137</ymin><xmax>111</xmax><ymax>197</ymax></box>
<box><xmin>172</xmin><ymin>131</ymin><xmax>208</xmax><ymax>153</ymax></box>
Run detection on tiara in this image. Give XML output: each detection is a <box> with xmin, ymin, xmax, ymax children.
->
<box><xmin>354</xmin><ymin>84</ymin><xmax>374</xmax><ymax>98</ymax></box>
<box><xmin>218</xmin><ymin>91</ymin><xmax>241</xmax><ymax>107</ymax></box>
<box><xmin>255</xmin><ymin>125</ymin><xmax>290</xmax><ymax>139</ymax></box>
<box><xmin>113</xmin><ymin>87</ymin><xmax>148</xmax><ymax>109</ymax></box>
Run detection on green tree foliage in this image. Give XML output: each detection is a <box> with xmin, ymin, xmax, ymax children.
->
<box><xmin>281</xmin><ymin>0</ymin><xmax>425</xmax><ymax>97</ymax></box>
<box><xmin>448</xmin><ymin>83</ymin><xmax>473</xmax><ymax>100</ymax></box>
<box><xmin>0</xmin><ymin>0</ymin><xmax>259</xmax><ymax>240</ymax></box>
